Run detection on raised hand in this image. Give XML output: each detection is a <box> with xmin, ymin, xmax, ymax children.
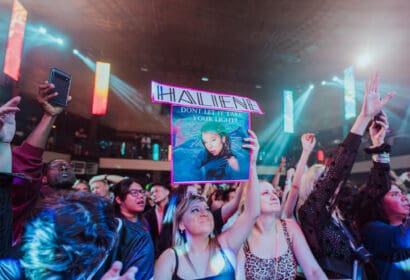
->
<box><xmin>279</xmin><ymin>156</ymin><xmax>286</xmax><ymax>168</ymax></box>
<box><xmin>0</xmin><ymin>96</ymin><xmax>21</xmax><ymax>143</ymax></box>
<box><xmin>101</xmin><ymin>261</ymin><xmax>138</xmax><ymax>280</ymax></box>
<box><xmin>37</xmin><ymin>81</ymin><xmax>71</xmax><ymax>116</ymax></box>
<box><xmin>301</xmin><ymin>133</ymin><xmax>316</xmax><ymax>152</ymax></box>
<box><xmin>242</xmin><ymin>130</ymin><xmax>260</xmax><ymax>165</ymax></box>
<box><xmin>361</xmin><ymin>73</ymin><xmax>394</xmax><ymax>118</ymax></box>
<box><xmin>369</xmin><ymin>110</ymin><xmax>388</xmax><ymax>147</ymax></box>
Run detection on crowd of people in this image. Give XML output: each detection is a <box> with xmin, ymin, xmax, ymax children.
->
<box><xmin>0</xmin><ymin>73</ymin><xmax>409</xmax><ymax>279</ymax></box>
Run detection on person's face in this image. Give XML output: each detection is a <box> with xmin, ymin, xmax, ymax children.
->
<box><xmin>46</xmin><ymin>160</ymin><xmax>76</xmax><ymax>189</ymax></box>
<box><xmin>202</xmin><ymin>131</ymin><xmax>224</xmax><ymax>156</ymax></box>
<box><xmin>74</xmin><ymin>182</ymin><xmax>90</xmax><ymax>193</ymax></box>
<box><xmin>260</xmin><ymin>181</ymin><xmax>281</xmax><ymax>214</ymax></box>
<box><xmin>118</xmin><ymin>182</ymin><xmax>146</xmax><ymax>215</ymax></box>
<box><xmin>91</xmin><ymin>181</ymin><xmax>110</xmax><ymax>198</ymax></box>
<box><xmin>180</xmin><ymin>200</ymin><xmax>214</xmax><ymax>236</ymax></box>
<box><xmin>382</xmin><ymin>185</ymin><xmax>410</xmax><ymax>223</ymax></box>
<box><xmin>227</xmin><ymin>190</ymin><xmax>236</xmax><ymax>202</ymax></box>
<box><xmin>211</xmin><ymin>193</ymin><xmax>223</xmax><ymax>210</ymax></box>
<box><xmin>150</xmin><ymin>185</ymin><xmax>169</xmax><ymax>204</ymax></box>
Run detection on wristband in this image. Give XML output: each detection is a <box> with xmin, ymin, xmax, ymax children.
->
<box><xmin>372</xmin><ymin>152</ymin><xmax>390</xmax><ymax>163</ymax></box>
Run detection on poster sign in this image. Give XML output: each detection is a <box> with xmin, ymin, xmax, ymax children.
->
<box><xmin>152</xmin><ymin>81</ymin><xmax>263</xmax><ymax>114</ymax></box>
<box><xmin>171</xmin><ymin>106</ymin><xmax>250</xmax><ymax>184</ymax></box>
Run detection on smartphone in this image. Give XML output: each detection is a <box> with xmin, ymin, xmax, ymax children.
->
<box><xmin>48</xmin><ymin>67</ymin><xmax>71</xmax><ymax>107</ymax></box>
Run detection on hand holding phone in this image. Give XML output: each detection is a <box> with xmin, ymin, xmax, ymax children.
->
<box><xmin>48</xmin><ymin>68</ymin><xmax>71</xmax><ymax>107</ymax></box>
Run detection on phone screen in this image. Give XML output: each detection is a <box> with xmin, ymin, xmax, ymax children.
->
<box><xmin>48</xmin><ymin>68</ymin><xmax>71</xmax><ymax>107</ymax></box>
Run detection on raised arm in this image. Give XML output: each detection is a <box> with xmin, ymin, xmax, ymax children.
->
<box><xmin>218</xmin><ymin>130</ymin><xmax>260</xmax><ymax>253</ymax></box>
<box><xmin>298</xmin><ymin>73</ymin><xmax>394</xmax><ymax>253</ymax></box>
<box><xmin>356</xmin><ymin>111</ymin><xmax>392</xmax><ymax>228</ymax></box>
<box><xmin>272</xmin><ymin>157</ymin><xmax>285</xmax><ymax>188</ymax></box>
<box><xmin>0</xmin><ymin>96</ymin><xmax>20</xmax><ymax>173</ymax></box>
<box><xmin>220</xmin><ymin>182</ymin><xmax>244</xmax><ymax>223</ymax></box>
<box><xmin>25</xmin><ymin>81</ymin><xmax>70</xmax><ymax>148</ymax></box>
<box><xmin>11</xmin><ymin>82</ymin><xmax>70</xmax><ymax>244</ymax></box>
<box><xmin>281</xmin><ymin>133</ymin><xmax>315</xmax><ymax>218</ymax></box>
<box><xmin>0</xmin><ymin>96</ymin><xmax>21</xmax><ymax>256</ymax></box>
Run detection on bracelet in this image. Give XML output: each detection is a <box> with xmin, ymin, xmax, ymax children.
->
<box><xmin>372</xmin><ymin>152</ymin><xmax>390</xmax><ymax>163</ymax></box>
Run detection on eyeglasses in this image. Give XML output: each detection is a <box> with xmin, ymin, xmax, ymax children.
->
<box><xmin>127</xmin><ymin>189</ymin><xmax>146</xmax><ymax>197</ymax></box>
<box><xmin>48</xmin><ymin>161</ymin><xmax>74</xmax><ymax>171</ymax></box>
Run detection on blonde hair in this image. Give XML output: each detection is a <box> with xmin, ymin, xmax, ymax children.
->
<box><xmin>172</xmin><ymin>195</ymin><xmax>218</xmax><ymax>250</ymax></box>
<box><xmin>297</xmin><ymin>164</ymin><xmax>325</xmax><ymax>214</ymax></box>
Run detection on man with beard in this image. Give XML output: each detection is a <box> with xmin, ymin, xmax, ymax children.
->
<box><xmin>10</xmin><ymin>80</ymin><xmax>75</xmax><ymax>246</ymax></box>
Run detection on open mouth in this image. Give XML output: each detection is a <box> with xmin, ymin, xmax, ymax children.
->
<box><xmin>136</xmin><ymin>200</ymin><xmax>145</xmax><ymax>206</ymax></box>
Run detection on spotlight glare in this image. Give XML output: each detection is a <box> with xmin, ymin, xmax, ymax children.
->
<box><xmin>39</xmin><ymin>27</ymin><xmax>47</xmax><ymax>34</ymax></box>
<box><xmin>332</xmin><ymin>76</ymin><xmax>338</xmax><ymax>82</ymax></box>
<box><xmin>56</xmin><ymin>38</ymin><xmax>64</xmax><ymax>45</ymax></box>
<box><xmin>73</xmin><ymin>49</ymin><xmax>79</xmax><ymax>55</ymax></box>
<box><xmin>309</xmin><ymin>84</ymin><xmax>314</xmax><ymax>90</ymax></box>
<box><xmin>321</xmin><ymin>81</ymin><xmax>326</xmax><ymax>86</ymax></box>
<box><xmin>357</xmin><ymin>52</ymin><xmax>371</xmax><ymax>68</ymax></box>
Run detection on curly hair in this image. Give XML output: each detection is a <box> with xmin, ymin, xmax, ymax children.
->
<box><xmin>21</xmin><ymin>192</ymin><xmax>116</xmax><ymax>279</ymax></box>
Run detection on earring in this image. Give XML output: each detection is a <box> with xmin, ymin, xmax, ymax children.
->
<box><xmin>179</xmin><ymin>228</ymin><xmax>185</xmax><ymax>236</ymax></box>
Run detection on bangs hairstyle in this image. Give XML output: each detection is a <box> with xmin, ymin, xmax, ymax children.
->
<box><xmin>172</xmin><ymin>195</ymin><xmax>217</xmax><ymax>249</ymax></box>
<box><xmin>21</xmin><ymin>192</ymin><xmax>116</xmax><ymax>279</ymax></box>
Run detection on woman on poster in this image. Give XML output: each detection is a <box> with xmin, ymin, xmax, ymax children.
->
<box><xmin>194</xmin><ymin>122</ymin><xmax>239</xmax><ymax>181</ymax></box>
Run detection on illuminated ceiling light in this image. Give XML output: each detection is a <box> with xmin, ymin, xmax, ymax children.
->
<box><xmin>357</xmin><ymin>52</ymin><xmax>372</xmax><ymax>68</ymax></box>
<box><xmin>56</xmin><ymin>38</ymin><xmax>63</xmax><ymax>45</ymax></box>
<box><xmin>140</xmin><ymin>66</ymin><xmax>148</xmax><ymax>72</ymax></box>
<box><xmin>255</xmin><ymin>84</ymin><xmax>262</xmax><ymax>89</ymax></box>
<box><xmin>38</xmin><ymin>26</ymin><xmax>47</xmax><ymax>34</ymax></box>
<box><xmin>201</xmin><ymin>76</ymin><xmax>209</xmax><ymax>82</ymax></box>
<box><xmin>92</xmin><ymin>62</ymin><xmax>111</xmax><ymax>115</ymax></box>
<box><xmin>3</xmin><ymin>0</ymin><xmax>28</xmax><ymax>81</ymax></box>
<box><xmin>309</xmin><ymin>84</ymin><xmax>314</xmax><ymax>90</ymax></box>
<box><xmin>72</xmin><ymin>49</ymin><xmax>79</xmax><ymax>55</ymax></box>
<box><xmin>332</xmin><ymin>76</ymin><xmax>338</xmax><ymax>82</ymax></box>
<box><xmin>321</xmin><ymin>81</ymin><xmax>326</xmax><ymax>86</ymax></box>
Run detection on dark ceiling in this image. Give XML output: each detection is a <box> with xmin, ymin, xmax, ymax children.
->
<box><xmin>0</xmin><ymin>0</ymin><xmax>409</xmax><ymax>151</ymax></box>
